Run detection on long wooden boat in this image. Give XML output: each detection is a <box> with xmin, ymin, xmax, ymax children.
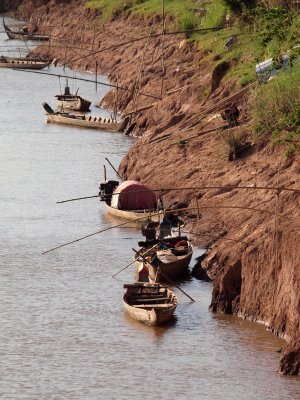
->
<box><xmin>55</xmin><ymin>83</ymin><xmax>91</xmax><ymax>111</ymax></box>
<box><xmin>3</xmin><ymin>18</ymin><xmax>49</xmax><ymax>41</ymax></box>
<box><xmin>123</xmin><ymin>283</ymin><xmax>177</xmax><ymax>326</ymax></box>
<box><xmin>42</xmin><ymin>102</ymin><xmax>126</xmax><ymax>132</ymax></box>
<box><xmin>0</xmin><ymin>55</ymin><xmax>49</xmax><ymax>70</ymax></box>
<box><xmin>135</xmin><ymin>236</ymin><xmax>193</xmax><ymax>282</ymax></box>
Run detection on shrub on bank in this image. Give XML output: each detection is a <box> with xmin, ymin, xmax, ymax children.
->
<box><xmin>251</xmin><ymin>60</ymin><xmax>300</xmax><ymax>156</ymax></box>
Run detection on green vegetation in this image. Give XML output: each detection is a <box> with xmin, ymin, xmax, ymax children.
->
<box><xmin>251</xmin><ymin>61</ymin><xmax>300</xmax><ymax>157</ymax></box>
<box><xmin>86</xmin><ymin>0</ymin><xmax>300</xmax><ymax>155</ymax></box>
<box><xmin>86</xmin><ymin>0</ymin><xmax>200</xmax><ymax>27</ymax></box>
<box><xmin>224</xmin><ymin>131</ymin><xmax>243</xmax><ymax>161</ymax></box>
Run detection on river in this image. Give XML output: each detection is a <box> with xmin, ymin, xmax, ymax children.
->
<box><xmin>0</xmin><ymin>16</ymin><xmax>299</xmax><ymax>400</ymax></box>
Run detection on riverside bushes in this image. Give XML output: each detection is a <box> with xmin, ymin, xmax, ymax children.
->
<box><xmin>251</xmin><ymin>62</ymin><xmax>300</xmax><ymax>156</ymax></box>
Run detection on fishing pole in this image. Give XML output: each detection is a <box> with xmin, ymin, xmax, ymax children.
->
<box><xmin>57</xmin><ymin>194</ymin><xmax>99</xmax><ymax>204</ymax></box>
<box><xmin>112</xmin><ymin>242</ymin><xmax>159</xmax><ymax>278</ymax></box>
<box><xmin>56</xmin><ymin>184</ymin><xmax>300</xmax><ymax>204</ymax></box>
<box><xmin>42</xmin><ymin>213</ymin><xmax>158</xmax><ymax>254</ymax></box>
<box><xmin>12</xmin><ymin>69</ymin><xmax>161</xmax><ymax>100</ymax></box>
<box><xmin>69</xmin><ymin>26</ymin><xmax>225</xmax><ymax>64</ymax></box>
<box><xmin>105</xmin><ymin>157</ymin><xmax>124</xmax><ymax>181</ymax></box>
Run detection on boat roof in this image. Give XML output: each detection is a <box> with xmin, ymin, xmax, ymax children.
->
<box><xmin>111</xmin><ymin>180</ymin><xmax>157</xmax><ymax>210</ymax></box>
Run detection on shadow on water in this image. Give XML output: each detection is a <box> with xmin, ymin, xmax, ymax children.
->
<box><xmin>123</xmin><ymin>311</ymin><xmax>177</xmax><ymax>338</ymax></box>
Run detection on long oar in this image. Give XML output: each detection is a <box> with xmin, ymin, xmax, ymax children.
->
<box><xmin>112</xmin><ymin>242</ymin><xmax>159</xmax><ymax>278</ymax></box>
<box><xmin>42</xmin><ymin>215</ymin><xmax>152</xmax><ymax>255</ymax></box>
<box><xmin>112</xmin><ymin>259</ymin><xmax>136</xmax><ymax>278</ymax></box>
<box><xmin>56</xmin><ymin>184</ymin><xmax>300</xmax><ymax>204</ymax></box>
<box><xmin>158</xmin><ymin>269</ymin><xmax>195</xmax><ymax>302</ymax></box>
<box><xmin>132</xmin><ymin>248</ymin><xmax>195</xmax><ymax>302</ymax></box>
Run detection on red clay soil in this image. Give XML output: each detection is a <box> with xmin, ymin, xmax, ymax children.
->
<box><xmin>10</xmin><ymin>0</ymin><xmax>300</xmax><ymax>375</ymax></box>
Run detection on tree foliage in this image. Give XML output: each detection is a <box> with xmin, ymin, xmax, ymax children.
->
<box><xmin>223</xmin><ymin>0</ymin><xmax>256</xmax><ymax>12</ymax></box>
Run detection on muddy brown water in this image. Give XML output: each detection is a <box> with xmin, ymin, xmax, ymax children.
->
<box><xmin>1</xmin><ymin>16</ymin><xmax>300</xmax><ymax>400</ymax></box>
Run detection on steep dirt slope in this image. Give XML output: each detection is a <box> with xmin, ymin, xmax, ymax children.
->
<box><xmin>8</xmin><ymin>0</ymin><xmax>300</xmax><ymax>375</ymax></box>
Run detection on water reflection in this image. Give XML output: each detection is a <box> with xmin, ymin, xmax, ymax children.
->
<box><xmin>123</xmin><ymin>312</ymin><xmax>178</xmax><ymax>340</ymax></box>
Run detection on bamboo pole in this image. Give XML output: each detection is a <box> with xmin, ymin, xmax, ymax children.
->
<box><xmin>92</xmin><ymin>25</ymin><xmax>96</xmax><ymax>52</ymax></box>
<box><xmin>122</xmin><ymin>102</ymin><xmax>157</xmax><ymax>117</ymax></box>
<box><xmin>95</xmin><ymin>61</ymin><xmax>98</xmax><ymax>91</ymax></box>
<box><xmin>112</xmin><ymin>242</ymin><xmax>159</xmax><ymax>277</ymax></box>
<box><xmin>57</xmin><ymin>194</ymin><xmax>99</xmax><ymax>204</ymax></box>
<box><xmin>56</xmin><ymin>185</ymin><xmax>300</xmax><ymax>204</ymax></box>
<box><xmin>42</xmin><ymin>215</ymin><xmax>157</xmax><ymax>255</ymax></box>
<box><xmin>63</xmin><ymin>42</ymin><xmax>68</xmax><ymax>71</ymax></box>
<box><xmin>12</xmin><ymin>69</ymin><xmax>161</xmax><ymax>101</ymax></box>
<box><xmin>105</xmin><ymin>157</ymin><xmax>123</xmax><ymax>181</ymax></box>
<box><xmin>132</xmin><ymin>25</ymin><xmax>154</xmax><ymax>115</ymax></box>
<box><xmin>160</xmin><ymin>0</ymin><xmax>166</xmax><ymax>99</ymax></box>
<box><xmin>196</xmin><ymin>198</ymin><xmax>201</xmax><ymax>220</ymax></box>
<box><xmin>70</xmin><ymin>26</ymin><xmax>226</xmax><ymax>64</ymax></box>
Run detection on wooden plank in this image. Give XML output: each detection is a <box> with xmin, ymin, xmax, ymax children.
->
<box><xmin>132</xmin><ymin>297</ymin><xmax>169</xmax><ymax>302</ymax></box>
<box><xmin>123</xmin><ymin>283</ymin><xmax>145</xmax><ymax>288</ymax></box>
<box><xmin>133</xmin><ymin>304</ymin><xmax>172</xmax><ymax>308</ymax></box>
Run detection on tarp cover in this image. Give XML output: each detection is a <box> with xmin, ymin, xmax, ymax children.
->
<box><xmin>110</xmin><ymin>180</ymin><xmax>157</xmax><ymax>210</ymax></box>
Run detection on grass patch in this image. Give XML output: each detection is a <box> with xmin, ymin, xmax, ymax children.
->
<box><xmin>201</xmin><ymin>0</ymin><xmax>226</xmax><ymax>29</ymax></box>
<box><xmin>86</xmin><ymin>0</ymin><xmax>202</xmax><ymax>26</ymax></box>
<box><xmin>251</xmin><ymin>60</ymin><xmax>300</xmax><ymax>156</ymax></box>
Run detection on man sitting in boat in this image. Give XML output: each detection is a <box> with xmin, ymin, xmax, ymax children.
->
<box><xmin>137</xmin><ymin>264</ymin><xmax>149</xmax><ymax>282</ymax></box>
<box><xmin>142</xmin><ymin>219</ymin><xmax>159</xmax><ymax>242</ymax></box>
<box><xmin>158</xmin><ymin>213</ymin><xmax>183</xmax><ymax>239</ymax></box>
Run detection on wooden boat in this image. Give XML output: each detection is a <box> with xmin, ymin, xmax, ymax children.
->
<box><xmin>55</xmin><ymin>82</ymin><xmax>91</xmax><ymax>111</ymax></box>
<box><xmin>135</xmin><ymin>236</ymin><xmax>193</xmax><ymax>282</ymax></box>
<box><xmin>99</xmin><ymin>179</ymin><xmax>159</xmax><ymax>221</ymax></box>
<box><xmin>0</xmin><ymin>55</ymin><xmax>49</xmax><ymax>70</ymax></box>
<box><xmin>42</xmin><ymin>102</ymin><xmax>126</xmax><ymax>132</ymax></box>
<box><xmin>105</xmin><ymin>203</ymin><xmax>161</xmax><ymax>222</ymax></box>
<box><xmin>123</xmin><ymin>283</ymin><xmax>177</xmax><ymax>326</ymax></box>
<box><xmin>3</xmin><ymin>18</ymin><xmax>49</xmax><ymax>41</ymax></box>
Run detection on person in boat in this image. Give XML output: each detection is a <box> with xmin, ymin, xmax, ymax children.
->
<box><xmin>158</xmin><ymin>213</ymin><xmax>183</xmax><ymax>239</ymax></box>
<box><xmin>138</xmin><ymin>264</ymin><xmax>149</xmax><ymax>282</ymax></box>
<box><xmin>158</xmin><ymin>215</ymin><xmax>173</xmax><ymax>239</ymax></box>
<box><xmin>175</xmin><ymin>239</ymin><xmax>188</xmax><ymax>248</ymax></box>
<box><xmin>142</xmin><ymin>219</ymin><xmax>159</xmax><ymax>242</ymax></box>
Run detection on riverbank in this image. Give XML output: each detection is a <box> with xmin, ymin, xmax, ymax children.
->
<box><xmin>7</xmin><ymin>0</ymin><xmax>300</xmax><ymax>375</ymax></box>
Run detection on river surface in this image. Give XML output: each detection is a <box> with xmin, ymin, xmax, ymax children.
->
<box><xmin>0</xmin><ymin>16</ymin><xmax>299</xmax><ymax>400</ymax></box>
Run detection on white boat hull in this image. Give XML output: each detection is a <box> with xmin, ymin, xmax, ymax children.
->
<box><xmin>105</xmin><ymin>203</ymin><xmax>161</xmax><ymax>222</ymax></box>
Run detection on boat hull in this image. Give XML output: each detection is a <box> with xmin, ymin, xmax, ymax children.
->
<box><xmin>6</xmin><ymin>32</ymin><xmax>49</xmax><ymax>41</ymax></box>
<box><xmin>123</xmin><ymin>285</ymin><xmax>177</xmax><ymax>326</ymax></box>
<box><xmin>135</xmin><ymin>246</ymin><xmax>193</xmax><ymax>282</ymax></box>
<box><xmin>105</xmin><ymin>203</ymin><xmax>161</xmax><ymax>222</ymax></box>
<box><xmin>0</xmin><ymin>60</ymin><xmax>49</xmax><ymax>70</ymax></box>
<box><xmin>46</xmin><ymin>113</ymin><xmax>123</xmax><ymax>132</ymax></box>
<box><xmin>123</xmin><ymin>299</ymin><xmax>176</xmax><ymax>325</ymax></box>
<box><xmin>3</xmin><ymin>19</ymin><xmax>49</xmax><ymax>41</ymax></box>
<box><xmin>56</xmin><ymin>97</ymin><xmax>91</xmax><ymax>112</ymax></box>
